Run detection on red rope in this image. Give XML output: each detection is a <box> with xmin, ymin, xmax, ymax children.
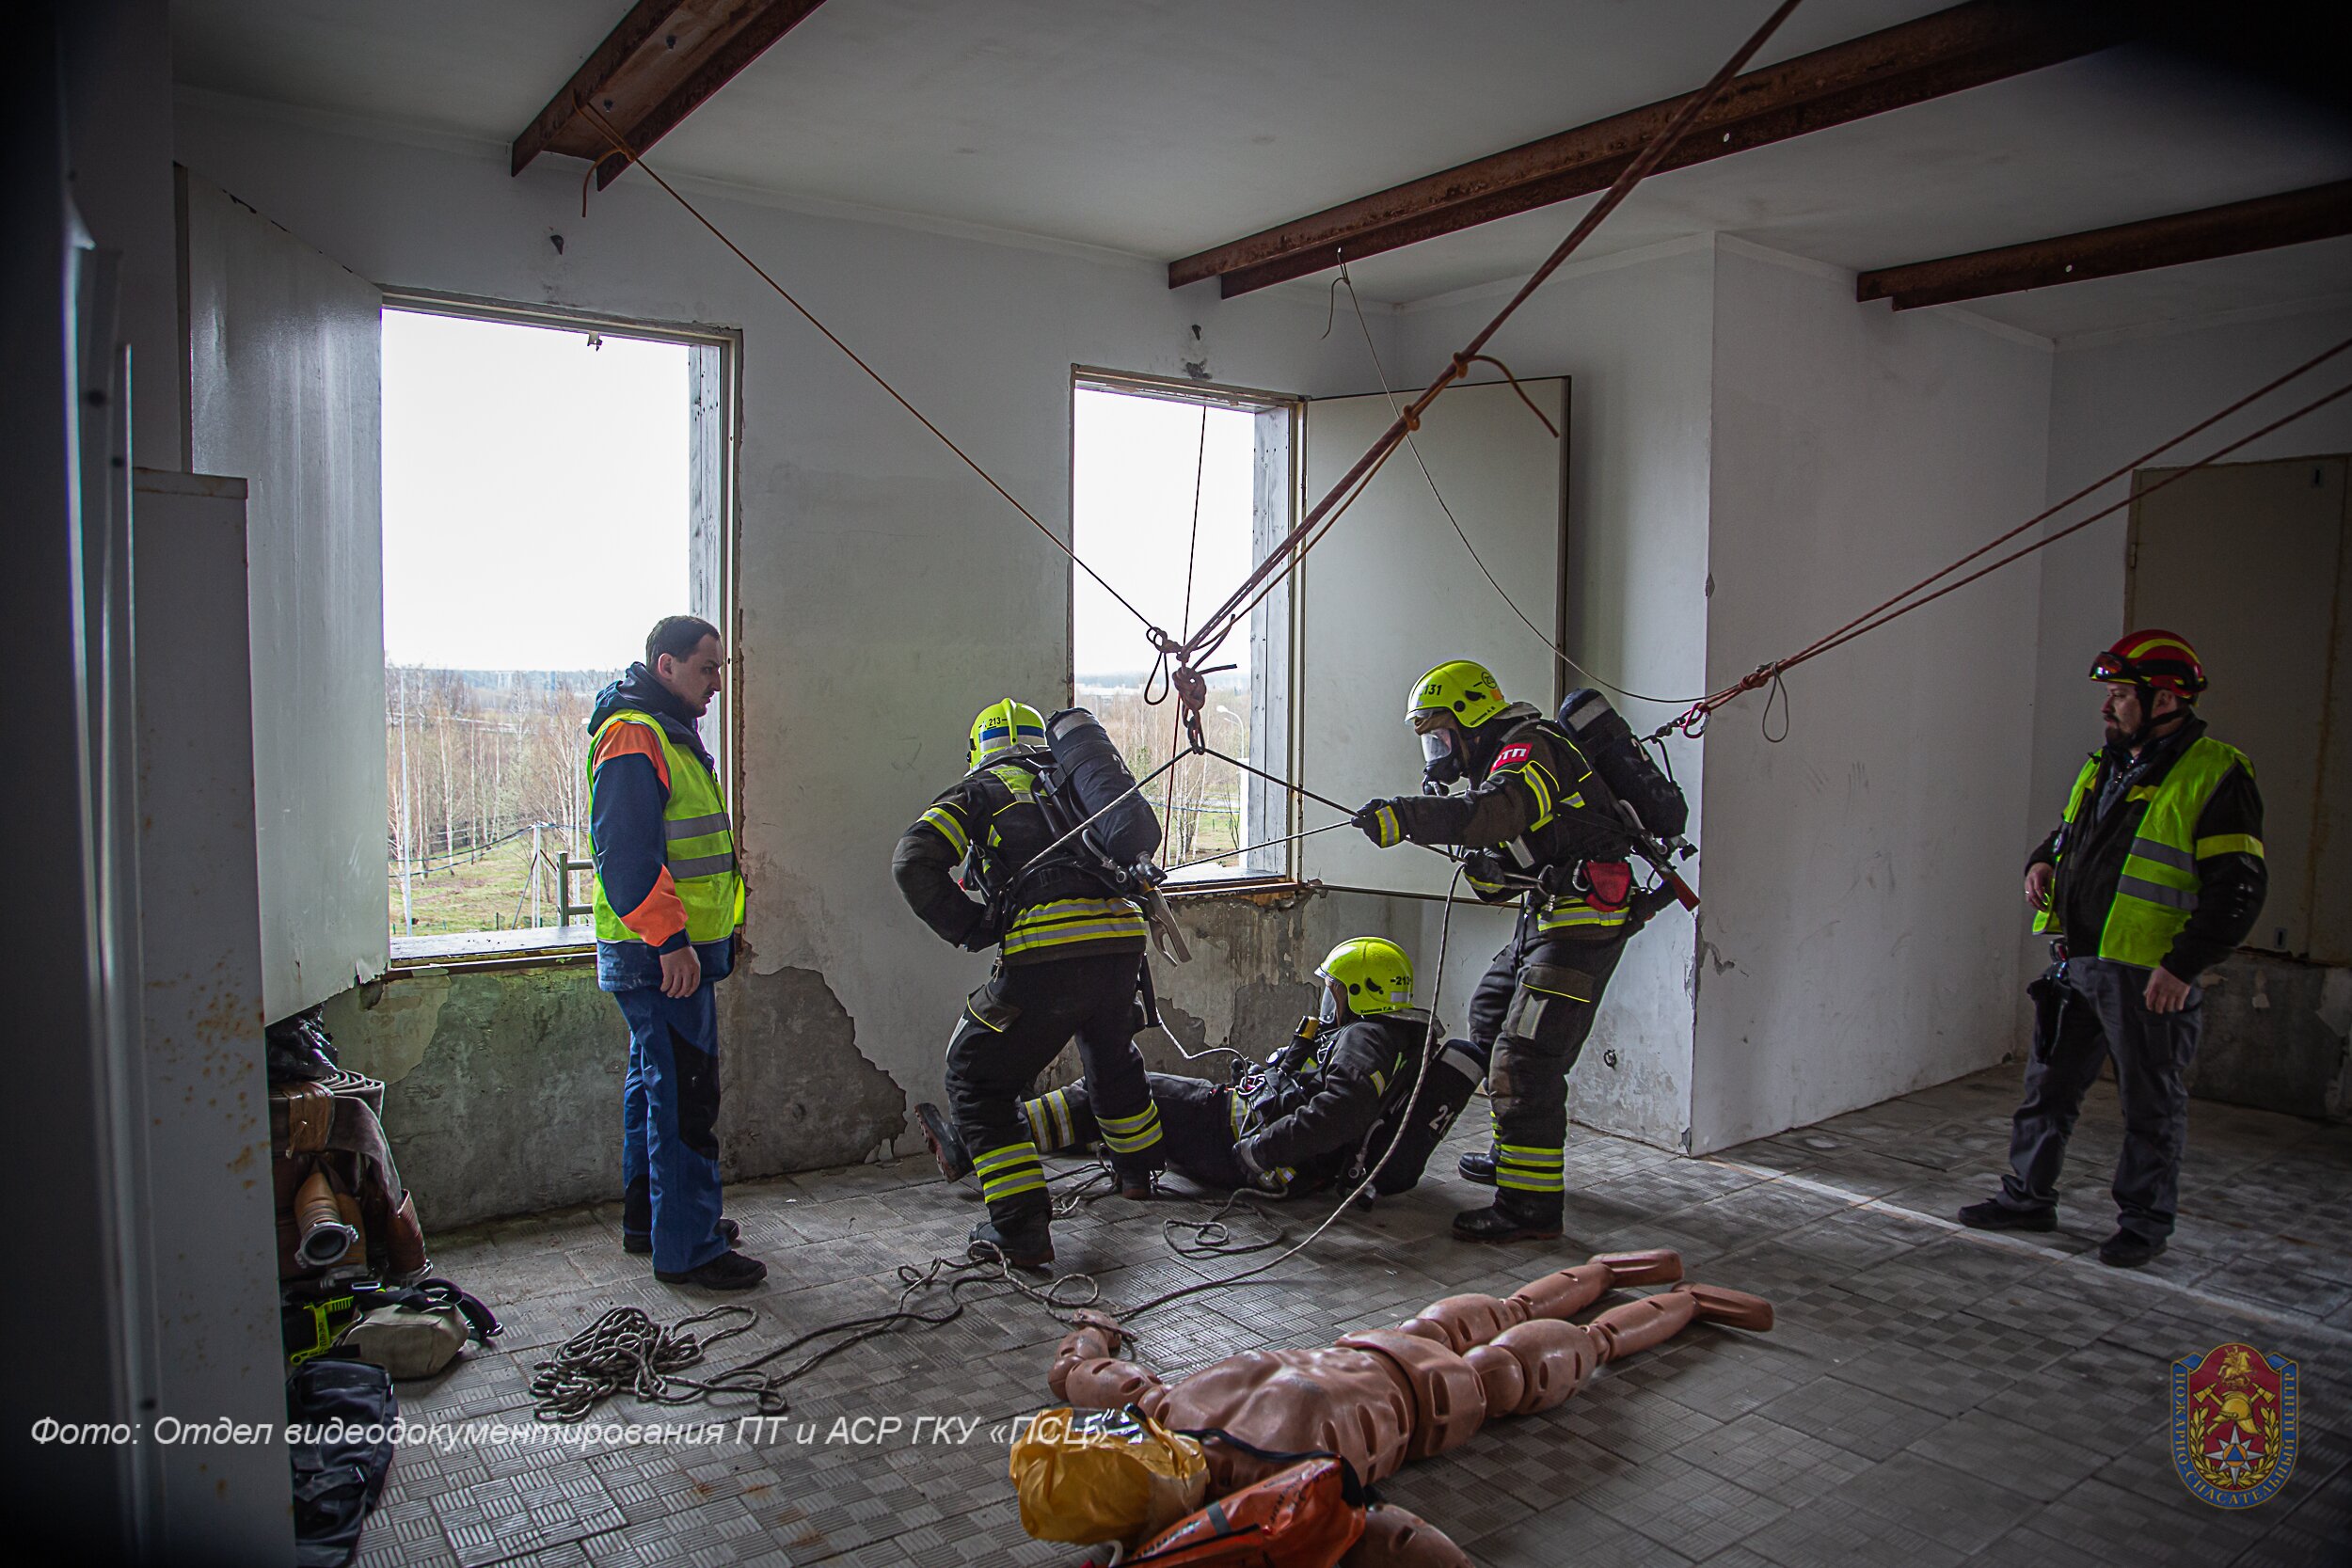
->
<box><xmin>1660</xmin><ymin>338</ymin><xmax>2352</xmax><ymax>739</ymax></box>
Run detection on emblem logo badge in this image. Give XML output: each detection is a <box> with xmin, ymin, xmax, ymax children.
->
<box><xmin>2172</xmin><ymin>1341</ymin><xmax>2297</xmax><ymax>1508</ymax></box>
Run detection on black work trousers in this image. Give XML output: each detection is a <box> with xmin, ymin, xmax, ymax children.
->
<box><xmin>1033</xmin><ymin>1072</ymin><xmax>1247</xmax><ymax>1191</ymax></box>
<box><xmin>943</xmin><ymin>950</ymin><xmax>1157</xmax><ymax>1224</ymax></box>
<box><xmin>1997</xmin><ymin>956</ymin><xmax>2201</xmax><ymax>1243</ymax></box>
<box><xmin>1467</xmin><ymin>907</ymin><xmax>1629</xmax><ymax>1208</ymax></box>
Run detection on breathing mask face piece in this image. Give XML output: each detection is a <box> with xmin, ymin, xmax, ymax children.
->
<box><xmin>1416</xmin><ymin>718</ymin><xmax>1463</xmax><ymax>790</ymax></box>
<box><xmin>1317</xmin><ymin>975</ymin><xmax>1346</xmax><ymax>1027</ymax></box>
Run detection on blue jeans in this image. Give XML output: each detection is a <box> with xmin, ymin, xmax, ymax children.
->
<box><xmin>605</xmin><ymin>938</ymin><xmax>734</xmax><ymax>1275</ymax></box>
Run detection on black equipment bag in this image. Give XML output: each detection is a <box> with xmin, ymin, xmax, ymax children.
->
<box><xmin>287</xmin><ymin>1357</ymin><xmax>397</xmax><ymax>1568</ymax></box>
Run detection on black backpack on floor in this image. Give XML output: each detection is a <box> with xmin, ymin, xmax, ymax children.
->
<box><xmin>287</xmin><ymin>1357</ymin><xmax>398</xmax><ymax>1568</ymax></box>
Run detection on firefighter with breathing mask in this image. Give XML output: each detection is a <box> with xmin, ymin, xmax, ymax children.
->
<box><xmin>892</xmin><ymin>700</ymin><xmax>1166</xmax><ymax>1270</ymax></box>
<box><xmin>1351</xmin><ymin>661</ymin><xmax>1643</xmax><ymax>1242</ymax></box>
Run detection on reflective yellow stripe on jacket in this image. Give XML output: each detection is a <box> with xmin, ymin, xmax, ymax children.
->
<box><xmin>1000</xmin><ymin>896</ymin><xmax>1147</xmax><ymax>958</ymax></box>
<box><xmin>2037</xmin><ymin>736</ymin><xmax>2256</xmax><ymax>968</ymax></box>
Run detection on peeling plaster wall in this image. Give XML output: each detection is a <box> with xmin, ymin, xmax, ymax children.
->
<box><xmin>323</xmin><ymin>886</ymin><xmax>1413</xmax><ymax>1227</ymax></box>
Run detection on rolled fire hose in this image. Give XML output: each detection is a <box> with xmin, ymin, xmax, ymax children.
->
<box><xmin>294</xmin><ymin>1167</ymin><xmax>360</xmax><ymax>1270</ymax></box>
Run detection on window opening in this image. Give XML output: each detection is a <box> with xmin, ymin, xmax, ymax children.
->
<box><xmin>1071</xmin><ymin>372</ymin><xmax>1296</xmax><ymax>883</ymax></box>
<box><xmin>381</xmin><ymin>303</ymin><xmax>730</xmax><ymax>958</ymax></box>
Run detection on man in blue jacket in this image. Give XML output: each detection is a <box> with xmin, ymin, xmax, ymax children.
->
<box><xmin>588</xmin><ymin>615</ymin><xmax>763</xmax><ymax>1290</ymax></box>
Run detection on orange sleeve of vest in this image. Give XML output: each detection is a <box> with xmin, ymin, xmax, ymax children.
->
<box><xmin>592</xmin><ymin>721</ymin><xmax>670</xmax><ymax>790</ymax></box>
<box><xmin>618</xmin><ymin>866</ymin><xmax>690</xmax><ymax>948</ymax></box>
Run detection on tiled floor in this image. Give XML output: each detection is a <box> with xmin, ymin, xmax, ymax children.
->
<box><xmin>363</xmin><ymin>1068</ymin><xmax>2352</xmax><ymax>1567</ymax></box>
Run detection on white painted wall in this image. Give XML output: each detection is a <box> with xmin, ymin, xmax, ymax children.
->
<box><xmin>1296</xmin><ymin>379</ymin><xmax>1567</xmax><ymax>900</ymax></box>
<box><xmin>1692</xmin><ymin>241</ymin><xmax>2051</xmax><ymax>1151</ymax></box>
<box><xmin>1391</xmin><ymin>240</ymin><xmax>1718</xmax><ymax>1149</ymax></box>
<box><xmin>130</xmin><ymin>469</ymin><xmax>292</xmax><ymax>1562</ymax></box>
<box><xmin>2030</xmin><ymin>306</ymin><xmax>2352</xmax><ymax>837</ymax></box>
<box><xmin>173</xmin><ymin>92</ymin><xmax>1400</xmax><ymax>1118</ymax></box>
<box><xmin>184</xmin><ymin>170</ymin><xmax>389</xmax><ymax>1022</ymax></box>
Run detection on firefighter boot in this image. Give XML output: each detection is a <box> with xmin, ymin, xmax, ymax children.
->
<box><xmin>1456</xmin><ymin>1147</ymin><xmax>1499</xmax><ymax>1186</ymax></box>
<box><xmin>1452</xmin><ymin>1186</ymin><xmax>1564</xmax><ymax>1243</ymax></box>
<box><xmin>969</xmin><ymin>1200</ymin><xmax>1054</xmax><ymax>1271</ymax></box>
<box><xmin>914</xmin><ymin>1102</ymin><xmax>973</xmax><ymax>1181</ymax></box>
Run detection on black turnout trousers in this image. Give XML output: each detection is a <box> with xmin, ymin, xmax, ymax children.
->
<box><xmin>942</xmin><ymin>950</ymin><xmax>1156</xmax><ymax>1220</ymax></box>
<box><xmin>1997</xmin><ymin>956</ymin><xmax>2201</xmax><ymax>1243</ymax></box>
<box><xmin>1466</xmin><ymin>906</ymin><xmax>1629</xmax><ymax>1203</ymax></box>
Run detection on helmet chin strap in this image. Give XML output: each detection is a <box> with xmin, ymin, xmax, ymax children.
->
<box><xmin>2123</xmin><ymin>685</ymin><xmax>2186</xmax><ymax>752</ymax></box>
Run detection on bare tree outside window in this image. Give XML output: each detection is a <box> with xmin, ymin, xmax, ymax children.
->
<box><xmin>1072</xmin><ymin>375</ymin><xmax>1295</xmax><ymax>882</ymax></box>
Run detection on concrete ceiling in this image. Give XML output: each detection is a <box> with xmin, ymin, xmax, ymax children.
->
<box><xmin>173</xmin><ymin>1</ymin><xmax>2352</xmax><ymax>339</ymax></box>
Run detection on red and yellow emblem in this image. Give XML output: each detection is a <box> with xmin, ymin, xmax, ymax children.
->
<box><xmin>2171</xmin><ymin>1341</ymin><xmax>2297</xmax><ymax>1508</ymax></box>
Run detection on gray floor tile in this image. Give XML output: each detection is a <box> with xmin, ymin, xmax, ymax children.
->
<box><xmin>359</xmin><ymin>1066</ymin><xmax>2349</xmax><ymax>1568</ymax></box>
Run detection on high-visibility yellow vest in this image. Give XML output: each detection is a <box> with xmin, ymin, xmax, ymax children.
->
<box><xmin>587</xmin><ymin>710</ymin><xmax>744</xmax><ymax>944</ymax></box>
<box><xmin>2036</xmin><ymin>736</ymin><xmax>2254</xmax><ymax>968</ymax></box>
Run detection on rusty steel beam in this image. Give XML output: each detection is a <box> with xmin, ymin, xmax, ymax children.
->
<box><xmin>1856</xmin><ymin>182</ymin><xmax>2352</xmax><ymax>309</ymax></box>
<box><xmin>512</xmin><ymin>0</ymin><xmax>830</xmax><ymax>186</ymax></box>
<box><xmin>1176</xmin><ymin>0</ymin><xmax>2133</xmax><ymax>298</ymax></box>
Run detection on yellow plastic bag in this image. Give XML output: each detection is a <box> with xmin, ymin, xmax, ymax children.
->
<box><xmin>1010</xmin><ymin>1405</ymin><xmax>1209</xmax><ymax>1545</ymax></box>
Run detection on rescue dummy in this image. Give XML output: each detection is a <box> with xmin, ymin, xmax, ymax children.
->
<box><xmin>1035</xmin><ymin>1248</ymin><xmax>1771</xmax><ymax>1564</ymax></box>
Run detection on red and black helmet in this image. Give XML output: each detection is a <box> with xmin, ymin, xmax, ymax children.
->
<box><xmin>2090</xmin><ymin>629</ymin><xmax>2206</xmax><ymax>700</ymax></box>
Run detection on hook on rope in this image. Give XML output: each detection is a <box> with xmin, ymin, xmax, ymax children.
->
<box><xmin>1170</xmin><ymin>663</ymin><xmax>1209</xmax><ymax>752</ymax></box>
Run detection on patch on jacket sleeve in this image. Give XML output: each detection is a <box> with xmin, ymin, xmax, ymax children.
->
<box><xmin>1493</xmin><ymin>743</ymin><xmax>1533</xmax><ymax>769</ymax></box>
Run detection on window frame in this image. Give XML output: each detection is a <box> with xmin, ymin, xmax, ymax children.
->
<box><xmin>1067</xmin><ymin>366</ymin><xmax>1304</xmax><ymax>897</ymax></box>
<box><xmin>378</xmin><ymin>291</ymin><xmax>741</xmax><ymax>967</ymax></box>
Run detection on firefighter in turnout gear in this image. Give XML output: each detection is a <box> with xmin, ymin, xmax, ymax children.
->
<box><xmin>892</xmin><ymin>700</ymin><xmax>1165</xmax><ymax>1269</ymax></box>
<box><xmin>1354</xmin><ymin>661</ymin><xmax>1642</xmax><ymax>1243</ymax></box>
<box><xmin>913</xmin><ymin>938</ymin><xmax>1454</xmax><ymax>1200</ymax></box>
<box><xmin>1961</xmin><ymin>631</ymin><xmax>2265</xmax><ymax>1269</ymax></box>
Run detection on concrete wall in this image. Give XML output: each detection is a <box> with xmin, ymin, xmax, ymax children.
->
<box><xmin>324</xmin><ymin>887</ymin><xmax>1401</xmax><ymax>1227</ymax></box>
<box><xmin>2032</xmin><ymin>305</ymin><xmax>2352</xmax><ymax>831</ymax></box>
<box><xmin>1692</xmin><ymin>241</ymin><xmax>2052</xmax><ymax>1151</ymax></box>
<box><xmin>1391</xmin><ymin>239</ymin><xmax>1718</xmax><ymax>1149</ymax></box>
<box><xmin>2034</xmin><ymin>304</ymin><xmax>2352</xmax><ymax>1120</ymax></box>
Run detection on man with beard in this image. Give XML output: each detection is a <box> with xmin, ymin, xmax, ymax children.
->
<box><xmin>1961</xmin><ymin>630</ymin><xmax>2265</xmax><ymax>1268</ymax></box>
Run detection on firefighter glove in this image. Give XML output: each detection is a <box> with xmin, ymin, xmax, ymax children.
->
<box><xmin>1353</xmin><ymin>800</ymin><xmax>1405</xmax><ymax>849</ymax></box>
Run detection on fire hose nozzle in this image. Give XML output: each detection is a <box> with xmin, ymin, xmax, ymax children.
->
<box><xmin>294</xmin><ymin>1168</ymin><xmax>359</xmax><ymax>1270</ymax></box>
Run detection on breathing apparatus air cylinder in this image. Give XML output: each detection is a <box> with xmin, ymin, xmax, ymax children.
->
<box><xmin>1045</xmin><ymin>707</ymin><xmax>1163</xmax><ymax>865</ymax></box>
<box><xmin>1558</xmin><ymin>689</ymin><xmax>1689</xmax><ymax>841</ymax></box>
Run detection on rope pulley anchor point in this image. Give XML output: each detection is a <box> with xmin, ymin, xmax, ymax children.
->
<box><xmin>1171</xmin><ymin>663</ymin><xmax>1210</xmax><ymax>752</ymax></box>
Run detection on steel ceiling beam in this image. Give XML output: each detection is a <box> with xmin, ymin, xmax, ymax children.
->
<box><xmin>1171</xmin><ymin>0</ymin><xmax>2134</xmax><ymax>298</ymax></box>
<box><xmin>1855</xmin><ymin>182</ymin><xmax>2352</xmax><ymax>309</ymax></box>
<box><xmin>512</xmin><ymin>0</ymin><xmax>831</xmax><ymax>189</ymax></box>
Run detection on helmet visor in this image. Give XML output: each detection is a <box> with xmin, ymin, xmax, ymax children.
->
<box><xmin>1419</xmin><ymin>728</ymin><xmax>1455</xmax><ymax>767</ymax></box>
<box><xmin>2087</xmin><ymin>650</ymin><xmax>2136</xmax><ymax>683</ymax></box>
